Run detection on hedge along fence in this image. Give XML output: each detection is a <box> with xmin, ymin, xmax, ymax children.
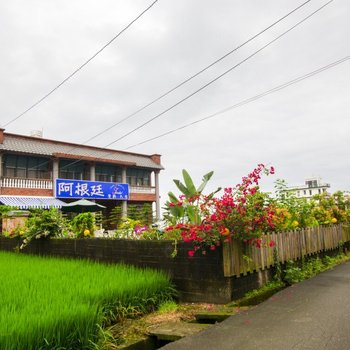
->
<box><xmin>0</xmin><ymin>225</ymin><xmax>349</xmax><ymax>304</ymax></box>
<box><xmin>223</xmin><ymin>224</ymin><xmax>350</xmax><ymax>277</ymax></box>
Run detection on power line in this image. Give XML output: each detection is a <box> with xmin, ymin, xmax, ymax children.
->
<box><xmin>2</xmin><ymin>0</ymin><xmax>160</xmax><ymax>128</ymax></box>
<box><xmin>124</xmin><ymin>54</ymin><xmax>350</xmax><ymax>149</ymax></box>
<box><xmin>79</xmin><ymin>0</ymin><xmax>312</xmax><ymax>145</ymax></box>
<box><xmin>56</xmin><ymin>0</ymin><xmax>334</xmax><ymax>171</ymax></box>
<box><xmin>103</xmin><ymin>0</ymin><xmax>334</xmax><ymax>148</ymax></box>
<box><xmin>59</xmin><ymin>0</ymin><xmax>335</xmax><ymax>172</ymax></box>
<box><xmin>39</xmin><ymin>0</ymin><xmax>315</xmax><ymax>173</ymax></box>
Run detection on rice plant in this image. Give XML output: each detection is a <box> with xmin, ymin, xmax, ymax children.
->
<box><xmin>0</xmin><ymin>252</ymin><xmax>174</xmax><ymax>349</ymax></box>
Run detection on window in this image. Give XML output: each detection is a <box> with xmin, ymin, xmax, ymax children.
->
<box><xmin>306</xmin><ymin>180</ymin><xmax>318</xmax><ymax>188</ymax></box>
<box><xmin>309</xmin><ymin>190</ymin><xmax>312</xmax><ymax>196</ymax></box>
<box><xmin>59</xmin><ymin>160</ymin><xmax>90</xmax><ymax>180</ymax></box>
<box><xmin>126</xmin><ymin>168</ymin><xmax>151</xmax><ymax>187</ymax></box>
<box><xmin>95</xmin><ymin>164</ymin><xmax>122</xmax><ymax>182</ymax></box>
<box><xmin>3</xmin><ymin>154</ymin><xmax>50</xmax><ymax>179</ymax></box>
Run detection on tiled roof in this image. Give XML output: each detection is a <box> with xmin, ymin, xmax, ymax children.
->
<box><xmin>0</xmin><ymin>133</ymin><xmax>163</xmax><ymax>170</ymax></box>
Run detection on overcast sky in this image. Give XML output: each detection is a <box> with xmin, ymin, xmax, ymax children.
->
<box><xmin>1</xmin><ymin>0</ymin><xmax>349</xmax><ymax>203</ymax></box>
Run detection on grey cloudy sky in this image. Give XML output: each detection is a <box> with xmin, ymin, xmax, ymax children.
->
<box><xmin>1</xmin><ymin>0</ymin><xmax>349</xmax><ymax>202</ymax></box>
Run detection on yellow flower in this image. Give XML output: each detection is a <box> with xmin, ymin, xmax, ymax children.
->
<box><xmin>292</xmin><ymin>220</ymin><xmax>299</xmax><ymax>228</ymax></box>
<box><xmin>83</xmin><ymin>229</ymin><xmax>90</xmax><ymax>237</ymax></box>
<box><xmin>331</xmin><ymin>218</ymin><xmax>337</xmax><ymax>224</ymax></box>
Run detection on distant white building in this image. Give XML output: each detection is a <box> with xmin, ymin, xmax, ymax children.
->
<box><xmin>287</xmin><ymin>177</ymin><xmax>330</xmax><ymax>199</ymax></box>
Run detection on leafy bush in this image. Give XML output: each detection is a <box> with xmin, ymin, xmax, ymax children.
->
<box><xmin>164</xmin><ymin>164</ymin><xmax>275</xmax><ymax>256</ymax></box>
<box><xmin>20</xmin><ymin>208</ymin><xmax>70</xmax><ymax>249</ymax></box>
<box><xmin>283</xmin><ymin>254</ymin><xmax>347</xmax><ymax>285</ymax></box>
<box><xmin>71</xmin><ymin>212</ymin><xmax>95</xmax><ymax>238</ymax></box>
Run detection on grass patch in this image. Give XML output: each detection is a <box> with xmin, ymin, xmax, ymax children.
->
<box><xmin>237</xmin><ymin>251</ymin><xmax>350</xmax><ymax>306</ymax></box>
<box><xmin>236</xmin><ymin>280</ymin><xmax>286</xmax><ymax>306</ymax></box>
<box><xmin>284</xmin><ymin>251</ymin><xmax>350</xmax><ymax>284</ymax></box>
<box><xmin>157</xmin><ymin>301</ymin><xmax>178</xmax><ymax>314</ymax></box>
<box><xmin>0</xmin><ymin>251</ymin><xmax>175</xmax><ymax>349</ymax></box>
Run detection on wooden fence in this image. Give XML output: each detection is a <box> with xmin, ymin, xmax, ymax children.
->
<box><xmin>223</xmin><ymin>225</ymin><xmax>350</xmax><ymax>277</ymax></box>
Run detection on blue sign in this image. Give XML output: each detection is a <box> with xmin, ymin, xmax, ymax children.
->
<box><xmin>55</xmin><ymin>179</ymin><xmax>129</xmax><ymax>200</ymax></box>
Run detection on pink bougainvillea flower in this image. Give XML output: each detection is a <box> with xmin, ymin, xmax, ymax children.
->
<box><xmin>188</xmin><ymin>250</ymin><xmax>195</xmax><ymax>257</ymax></box>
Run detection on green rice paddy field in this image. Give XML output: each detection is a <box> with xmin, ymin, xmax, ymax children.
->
<box><xmin>0</xmin><ymin>251</ymin><xmax>174</xmax><ymax>349</ymax></box>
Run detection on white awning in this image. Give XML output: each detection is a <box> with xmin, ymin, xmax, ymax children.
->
<box><xmin>0</xmin><ymin>196</ymin><xmax>66</xmax><ymax>209</ymax></box>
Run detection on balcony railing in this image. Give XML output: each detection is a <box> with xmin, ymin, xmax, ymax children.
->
<box><xmin>130</xmin><ymin>186</ymin><xmax>156</xmax><ymax>194</ymax></box>
<box><xmin>0</xmin><ymin>177</ymin><xmax>53</xmax><ymax>189</ymax></box>
<box><xmin>0</xmin><ymin>177</ymin><xmax>156</xmax><ymax>194</ymax></box>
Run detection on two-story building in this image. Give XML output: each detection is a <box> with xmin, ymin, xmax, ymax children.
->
<box><xmin>286</xmin><ymin>177</ymin><xmax>330</xmax><ymax>200</ymax></box>
<box><xmin>0</xmin><ymin>128</ymin><xmax>163</xmax><ymax>220</ymax></box>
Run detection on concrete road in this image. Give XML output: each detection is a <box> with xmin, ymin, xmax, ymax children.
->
<box><xmin>162</xmin><ymin>260</ymin><xmax>350</xmax><ymax>350</ymax></box>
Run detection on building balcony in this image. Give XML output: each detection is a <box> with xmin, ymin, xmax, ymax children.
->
<box><xmin>0</xmin><ymin>177</ymin><xmax>53</xmax><ymax>190</ymax></box>
<box><xmin>130</xmin><ymin>186</ymin><xmax>156</xmax><ymax>194</ymax></box>
<box><xmin>0</xmin><ymin>177</ymin><xmax>156</xmax><ymax>195</ymax></box>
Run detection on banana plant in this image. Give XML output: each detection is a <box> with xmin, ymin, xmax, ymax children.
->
<box><xmin>163</xmin><ymin>169</ymin><xmax>221</xmax><ymax>225</ymax></box>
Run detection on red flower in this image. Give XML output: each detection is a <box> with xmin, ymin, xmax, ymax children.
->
<box><xmin>269</xmin><ymin>240</ymin><xmax>275</xmax><ymax>248</ymax></box>
<box><xmin>188</xmin><ymin>250</ymin><xmax>195</xmax><ymax>257</ymax></box>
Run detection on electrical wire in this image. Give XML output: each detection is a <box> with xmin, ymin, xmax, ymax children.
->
<box><xmin>124</xmin><ymin>54</ymin><xmax>350</xmax><ymax>149</ymax></box>
<box><xmin>58</xmin><ymin>0</ymin><xmax>335</xmax><ymax>171</ymax></box>
<box><xmin>30</xmin><ymin>0</ymin><xmax>314</xmax><ymax>173</ymax></box>
<box><xmin>78</xmin><ymin>0</ymin><xmax>313</xmax><ymax>146</ymax></box>
<box><xmin>102</xmin><ymin>0</ymin><xmax>334</xmax><ymax>148</ymax></box>
<box><xmin>23</xmin><ymin>0</ymin><xmax>330</xmax><ymax>172</ymax></box>
<box><xmin>2</xmin><ymin>0</ymin><xmax>160</xmax><ymax>128</ymax></box>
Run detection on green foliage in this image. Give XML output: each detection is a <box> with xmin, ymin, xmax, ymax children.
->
<box><xmin>113</xmin><ymin>217</ymin><xmax>162</xmax><ymax>240</ymax></box>
<box><xmin>284</xmin><ymin>261</ymin><xmax>304</xmax><ymax>284</ymax></box>
<box><xmin>271</xmin><ymin>179</ymin><xmax>318</xmax><ymax>230</ymax></box>
<box><xmin>105</xmin><ymin>204</ymin><xmax>153</xmax><ymax>230</ymax></box>
<box><xmin>283</xmin><ymin>253</ymin><xmax>349</xmax><ymax>285</ymax></box>
<box><xmin>239</xmin><ymin>251</ymin><xmax>350</xmax><ymax>306</ymax></box>
<box><xmin>0</xmin><ymin>252</ymin><xmax>175</xmax><ymax>350</ymax></box>
<box><xmin>0</xmin><ymin>205</ymin><xmax>14</xmax><ymax>217</ymax></box>
<box><xmin>114</xmin><ymin>218</ymin><xmax>142</xmax><ymax>238</ymax></box>
<box><xmin>71</xmin><ymin>212</ymin><xmax>95</xmax><ymax>238</ymax></box>
<box><xmin>105</xmin><ymin>205</ymin><xmax>123</xmax><ymax>229</ymax></box>
<box><xmin>20</xmin><ymin>209</ymin><xmax>70</xmax><ymax>249</ymax></box>
<box><xmin>157</xmin><ymin>300</ymin><xmax>178</xmax><ymax>314</ymax></box>
<box><xmin>128</xmin><ymin>203</ymin><xmax>153</xmax><ymax>224</ymax></box>
<box><xmin>273</xmin><ymin>247</ymin><xmax>282</xmax><ymax>282</ymax></box>
<box><xmin>238</xmin><ymin>280</ymin><xmax>286</xmax><ymax>306</ymax></box>
<box><xmin>163</xmin><ymin>169</ymin><xmax>220</xmax><ymax>226</ymax></box>
<box><xmin>311</xmin><ymin>192</ymin><xmax>350</xmax><ymax>225</ymax></box>
<box><xmin>271</xmin><ymin>181</ymin><xmax>350</xmax><ymax>230</ymax></box>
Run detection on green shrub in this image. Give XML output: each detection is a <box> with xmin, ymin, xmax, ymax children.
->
<box><xmin>20</xmin><ymin>209</ymin><xmax>70</xmax><ymax>249</ymax></box>
<box><xmin>71</xmin><ymin>212</ymin><xmax>95</xmax><ymax>237</ymax></box>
